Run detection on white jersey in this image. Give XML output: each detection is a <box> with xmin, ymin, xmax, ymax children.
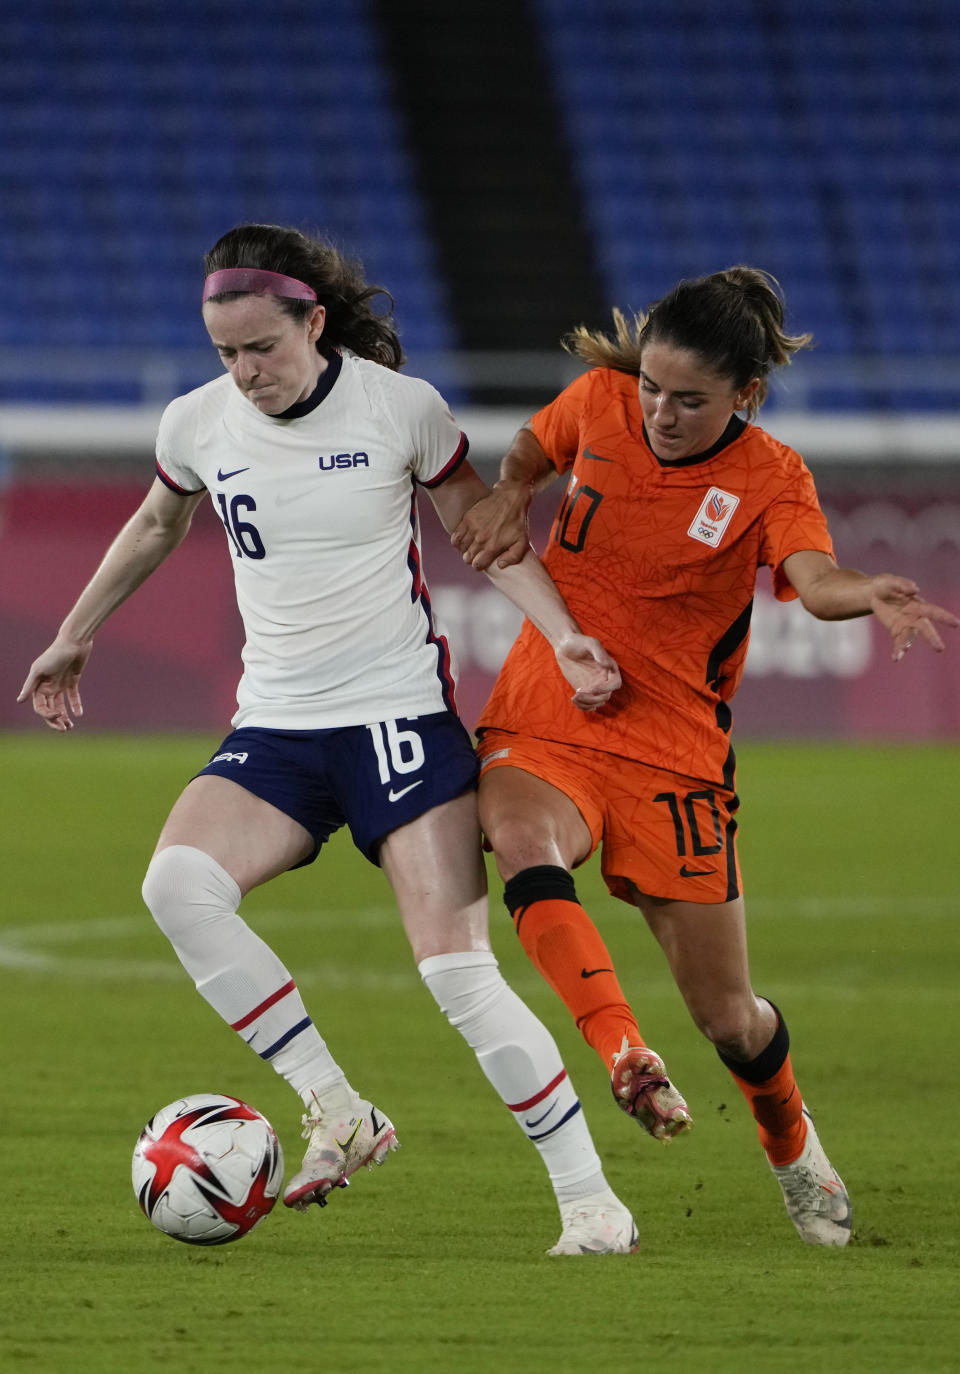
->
<box><xmin>155</xmin><ymin>350</ymin><xmax>467</xmax><ymax>729</ymax></box>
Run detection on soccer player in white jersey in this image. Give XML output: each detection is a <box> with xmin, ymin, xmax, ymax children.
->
<box><xmin>20</xmin><ymin>223</ymin><xmax>639</xmax><ymax>1255</ymax></box>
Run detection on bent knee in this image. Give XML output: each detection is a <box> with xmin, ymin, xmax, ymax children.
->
<box><xmin>142</xmin><ymin>845</ymin><xmax>240</xmax><ymax>937</ymax></box>
<box><xmin>480</xmin><ymin>809</ymin><xmax>567</xmax><ymax>876</ymax></box>
<box><xmin>689</xmin><ymin>997</ymin><xmax>768</xmax><ymax>1060</ymax></box>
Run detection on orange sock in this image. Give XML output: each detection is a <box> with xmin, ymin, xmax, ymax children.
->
<box><xmin>503</xmin><ymin>865</ymin><xmax>645</xmax><ymax>1068</ymax></box>
<box><xmin>719</xmin><ymin>1007</ymin><xmax>806</xmax><ymax>1165</ymax></box>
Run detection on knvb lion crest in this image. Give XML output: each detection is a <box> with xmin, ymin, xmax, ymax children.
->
<box><xmin>688</xmin><ymin>487</ymin><xmax>740</xmax><ymax>546</ymax></box>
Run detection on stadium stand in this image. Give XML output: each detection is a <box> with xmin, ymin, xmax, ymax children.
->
<box><xmin>370</xmin><ymin>0</ymin><xmax>608</xmax><ymax>366</ymax></box>
<box><xmin>0</xmin><ymin>0</ymin><xmax>457</xmax><ymax>401</ymax></box>
<box><xmin>0</xmin><ymin>0</ymin><xmax>956</xmax><ymax>416</ymax></box>
<box><xmin>531</xmin><ymin>0</ymin><xmax>960</xmax><ymax>410</ymax></box>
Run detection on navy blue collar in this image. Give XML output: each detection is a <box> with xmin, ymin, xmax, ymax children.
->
<box><xmin>275</xmin><ymin>347</ymin><xmax>343</xmax><ymax>419</ymax></box>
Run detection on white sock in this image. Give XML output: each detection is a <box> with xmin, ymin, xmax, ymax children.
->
<box><xmin>419</xmin><ymin>950</ymin><xmax>607</xmax><ymax>1204</ymax></box>
<box><xmin>142</xmin><ymin>845</ymin><xmax>353</xmax><ymax>1108</ymax></box>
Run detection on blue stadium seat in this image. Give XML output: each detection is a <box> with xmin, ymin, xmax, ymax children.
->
<box><xmin>532</xmin><ymin>0</ymin><xmax>957</xmax><ymax>410</ymax></box>
<box><xmin>0</xmin><ymin>0</ymin><xmax>456</xmax><ymax>400</ymax></box>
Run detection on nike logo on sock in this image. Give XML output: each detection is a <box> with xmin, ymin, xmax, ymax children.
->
<box><xmin>524</xmin><ymin>1104</ymin><xmax>556</xmax><ymax>1129</ymax></box>
<box><xmin>580</xmin><ymin>967</ymin><xmax>613</xmax><ymax>979</ymax></box>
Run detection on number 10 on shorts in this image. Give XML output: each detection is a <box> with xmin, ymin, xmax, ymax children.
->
<box><xmin>367</xmin><ymin>719</ymin><xmax>425</xmax><ymax>784</ymax></box>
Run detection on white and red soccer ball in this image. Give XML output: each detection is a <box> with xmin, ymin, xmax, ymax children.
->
<box><xmin>132</xmin><ymin>1093</ymin><xmax>283</xmax><ymax>1245</ymax></box>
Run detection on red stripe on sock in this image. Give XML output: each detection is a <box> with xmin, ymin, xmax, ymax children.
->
<box><xmin>230</xmin><ymin>979</ymin><xmax>296</xmax><ymax>1031</ymax></box>
<box><xmin>508</xmin><ymin>1068</ymin><xmax>568</xmax><ymax>1113</ymax></box>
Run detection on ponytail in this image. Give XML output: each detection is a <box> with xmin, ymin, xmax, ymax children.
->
<box><xmin>565</xmin><ymin>266</ymin><xmax>812</xmax><ymax>417</ymax></box>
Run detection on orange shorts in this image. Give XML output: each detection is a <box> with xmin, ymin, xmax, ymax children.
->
<box><xmin>477</xmin><ymin>729</ymin><xmax>741</xmax><ymax>905</ymax></box>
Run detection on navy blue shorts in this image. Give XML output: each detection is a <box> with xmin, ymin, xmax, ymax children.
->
<box><xmin>194</xmin><ymin>712</ymin><xmax>480</xmax><ymax>867</ymax></box>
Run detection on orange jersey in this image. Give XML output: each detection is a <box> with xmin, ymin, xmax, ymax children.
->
<box><xmin>477</xmin><ymin>367</ymin><xmax>834</xmax><ymax>784</ymax></box>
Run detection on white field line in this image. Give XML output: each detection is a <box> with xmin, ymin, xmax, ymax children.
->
<box><xmin>0</xmin><ymin>907</ymin><xmax>414</xmax><ymax>985</ymax></box>
<box><xmin>0</xmin><ymin>897</ymin><xmax>953</xmax><ymax>982</ymax></box>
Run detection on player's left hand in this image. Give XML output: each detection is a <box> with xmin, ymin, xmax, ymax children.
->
<box><xmin>555</xmin><ymin>635</ymin><xmax>622</xmax><ymax>710</ymax></box>
<box><xmin>868</xmin><ymin>575</ymin><xmax>960</xmax><ymax>660</ymax></box>
<box><xmin>451</xmin><ymin>484</ymin><xmax>532</xmax><ymax>571</ymax></box>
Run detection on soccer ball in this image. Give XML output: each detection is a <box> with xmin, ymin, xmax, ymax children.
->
<box><xmin>132</xmin><ymin>1093</ymin><xmax>284</xmax><ymax>1245</ymax></box>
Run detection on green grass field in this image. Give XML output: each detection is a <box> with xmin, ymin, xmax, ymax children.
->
<box><xmin>2</xmin><ymin>734</ymin><xmax>958</xmax><ymax>1374</ymax></box>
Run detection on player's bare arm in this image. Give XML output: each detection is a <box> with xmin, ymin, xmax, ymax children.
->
<box><xmin>429</xmin><ymin>461</ymin><xmax>621</xmax><ymax>709</ymax></box>
<box><xmin>783</xmin><ymin>548</ymin><xmax>959</xmax><ymax>661</ymax></box>
<box><xmin>18</xmin><ymin>478</ymin><xmax>205</xmax><ymax>730</ymax></box>
<box><xmin>450</xmin><ymin>424</ymin><xmax>557</xmax><ymax>572</ymax></box>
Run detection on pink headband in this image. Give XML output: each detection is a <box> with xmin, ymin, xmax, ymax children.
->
<box><xmin>202</xmin><ymin>268</ymin><xmax>318</xmax><ymax>303</ymax></box>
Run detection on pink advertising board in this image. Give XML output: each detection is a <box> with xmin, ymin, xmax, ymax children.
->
<box><xmin>3</xmin><ymin>480</ymin><xmax>959</xmax><ymax>738</ymax></box>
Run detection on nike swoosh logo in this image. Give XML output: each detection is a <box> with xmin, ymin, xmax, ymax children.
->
<box><xmin>679</xmin><ymin>864</ymin><xmax>715</xmax><ymax>877</ymax></box>
<box><xmin>580</xmin><ymin>967</ymin><xmax>613</xmax><ymax>979</ymax></box>
<box><xmin>216</xmin><ymin>466</ymin><xmax>250</xmax><ymax>481</ymax></box>
<box><xmin>388</xmin><ymin>781</ymin><xmax>423</xmax><ymax>803</ymax></box>
<box><xmin>779</xmin><ymin>1085</ymin><xmax>798</xmax><ymax>1107</ymax></box>
<box><xmin>582</xmin><ymin>446</ymin><xmax>613</xmax><ymax>463</ymax></box>
<box><xmin>333</xmin><ymin>1120</ymin><xmax>362</xmax><ymax>1154</ymax></box>
<box><xmin>524</xmin><ymin>1105</ymin><xmax>555</xmax><ymax>1129</ymax></box>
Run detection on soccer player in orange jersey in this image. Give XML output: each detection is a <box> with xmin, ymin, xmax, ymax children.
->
<box><xmin>452</xmin><ymin>267</ymin><xmax>958</xmax><ymax>1246</ymax></box>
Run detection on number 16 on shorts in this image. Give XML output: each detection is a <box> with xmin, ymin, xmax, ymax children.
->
<box><xmin>358</xmin><ymin>712</ymin><xmax>479</xmax><ymax>847</ymax></box>
<box><xmin>366</xmin><ymin>719</ymin><xmax>426</xmax><ymax>801</ymax></box>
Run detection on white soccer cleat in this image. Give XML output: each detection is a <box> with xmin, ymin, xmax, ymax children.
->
<box><xmin>611</xmin><ymin>1040</ymin><xmax>693</xmax><ymax>1140</ymax></box>
<box><xmin>770</xmin><ymin>1108</ymin><xmax>852</xmax><ymax>1246</ymax></box>
<box><xmin>283</xmin><ymin>1099</ymin><xmax>398</xmax><ymax>1211</ymax></box>
<box><xmin>547</xmin><ymin>1189</ymin><xmax>640</xmax><ymax>1256</ymax></box>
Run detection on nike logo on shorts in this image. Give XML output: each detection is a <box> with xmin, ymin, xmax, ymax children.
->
<box><xmin>679</xmin><ymin>864</ymin><xmax>715</xmax><ymax>878</ymax></box>
<box><xmin>388</xmin><ymin>781</ymin><xmax>423</xmax><ymax>803</ymax></box>
<box><xmin>216</xmin><ymin>465</ymin><xmax>250</xmax><ymax>481</ymax></box>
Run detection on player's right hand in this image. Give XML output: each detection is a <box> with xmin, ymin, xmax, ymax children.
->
<box><xmin>555</xmin><ymin>634</ymin><xmax>622</xmax><ymax>710</ymax></box>
<box><xmin>17</xmin><ymin>637</ymin><xmax>93</xmax><ymax>731</ymax></box>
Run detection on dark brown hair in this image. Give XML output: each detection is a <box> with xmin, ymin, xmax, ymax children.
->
<box><xmin>565</xmin><ymin>266</ymin><xmax>812</xmax><ymax>418</ymax></box>
<box><xmin>204</xmin><ymin>223</ymin><xmax>404</xmax><ymax>370</ymax></box>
